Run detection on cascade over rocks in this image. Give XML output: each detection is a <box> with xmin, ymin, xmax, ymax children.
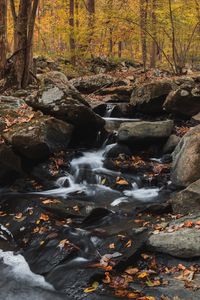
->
<box><xmin>118</xmin><ymin>120</ymin><xmax>174</xmax><ymax>146</ymax></box>
<box><xmin>171</xmin><ymin>179</ymin><xmax>200</xmax><ymax>214</ymax></box>
<box><xmin>3</xmin><ymin>115</ymin><xmax>74</xmax><ymax>161</ymax></box>
<box><xmin>130</xmin><ymin>80</ymin><xmax>175</xmax><ymax>114</ymax></box>
<box><xmin>164</xmin><ymin>82</ymin><xmax>200</xmax><ymax>116</ymax></box>
<box><xmin>171</xmin><ymin>125</ymin><xmax>200</xmax><ymax>187</ymax></box>
<box><xmin>27</xmin><ymin>72</ymin><xmax>105</xmax><ymax>133</ymax></box>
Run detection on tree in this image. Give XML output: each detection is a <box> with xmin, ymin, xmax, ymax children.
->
<box><xmin>87</xmin><ymin>0</ymin><xmax>95</xmax><ymax>53</ymax></box>
<box><xmin>0</xmin><ymin>0</ymin><xmax>7</xmax><ymax>79</ymax></box>
<box><xmin>69</xmin><ymin>0</ymin><xmax>76</xmax><ymax>64</ymax></box>
<box><xmin>150</xmin><ymin>0</ymin><xmax>157</xmax><ymax>68</ymax></box>
<box><xmin>9</xmin><ymin>0</ymin><xmax>39</xmax><ymax>88</ymax></box>
<box><xmin>140</xmin><ymin>0</ymin><xmax>148</xmax><ymax>72</ymax></box>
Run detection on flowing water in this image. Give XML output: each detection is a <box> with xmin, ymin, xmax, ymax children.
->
<box><xmin>0</xmin><ymin>103</ymin><xmax>166</xmax><ymax>299</ymax></box>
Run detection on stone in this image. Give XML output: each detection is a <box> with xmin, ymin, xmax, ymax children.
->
<box><xmin>171</xmin><ymin>125</ymin><xmax>200</xmax><ymax>187</ymax></box>
<box><xmin>148</xmin><ymin>214</ymin><xmax>200</xmax><ymax>258</ymax></box>
<box><xmin>0</xmin><ymin>144</ymin><xmax>22</xmax><ymax>184</ymax></box>
<box><xmin>171</xmin><ymin>179</ymin><xmax>200</xmax><ymax>214</ymax></box>
<box><xmin>118</xmin><ymin>120</ymin><xmax>174</xmax><ymax>145</ymax></box>
<box><xmin>164</xmin><ymin>82</ymin><xmax>200</xmax><ymax>116</ymax></box>
<box><xmin>192</xmin><ymin>112</ymin><xmax>200</xmax><ymax>123</ymax></box>
<box><xmin>163</xmin><ymin>134</ymin><xmax>181</xmax><ymax>154</ymax></box>
<box><xmin>130</xmin><ymin>80</ymin><xmax>174</xmax><ymax>114</ymax></box>
<box><xmin>70</xmin><ymin>74</ymin><xmax>119</xmax><ymax>94</ymax></box>
<box><xmin>3</xmin><ymin>116</ymin><xmax>74</xmax><ymax>161</ymax></box>
<box><xmin>27</xmin><ymin>75</ymin><xmax>104</xmax><ymax>132</ymax></box>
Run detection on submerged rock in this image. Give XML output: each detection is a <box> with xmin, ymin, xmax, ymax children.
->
<box><xmin>118</xmin><ymin>120</ymin><xmax>174</xmax><ymax>145</ymax></box>
<box><xmin>171</xmin><ymin>179</ymin><xmax>200</xmax><ymax>214</ymax></box>
<box><xmin>130</xmin><ymin>80</ymin><xmax>174</xmax><ymax>114</ymax></box>
<box><xmin>171</xmin><ymin>125</ymin><xmax>200</xmax><ymax>187</ymax></box>
<box><xmin>164</xmin><ymin>82</ymin><xmax>200</xmax><ymax>116</ymax></box>
<box><xmin>3</xmin><ymin>115</ymin><xmax>73</xmax><ymax>161</ymax></box>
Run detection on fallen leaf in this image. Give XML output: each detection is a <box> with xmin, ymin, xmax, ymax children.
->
<box><xmin>125</xmin><ymin>267</ymin><xmax>139</xmax><ymax>275</ymax></box>
<box><xmin>39</xmin><ymin>213</ymin><xmax>49</xmax><ymax>221</ymax></box>
<box><xmin>84</xmin><ymin>281</ymin><xmax>99</xmax><ymax>293</ymax></box>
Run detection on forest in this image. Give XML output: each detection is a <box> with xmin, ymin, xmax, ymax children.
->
<box><xmin>0</xmin><ymin>1</ymin><xmax>200</xmax><ymax>300</ymax></box>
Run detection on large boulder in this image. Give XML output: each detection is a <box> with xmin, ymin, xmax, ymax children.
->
<box><xmin>0</xmin><ymin>144</ymin><xmax>22</xmax><ymax>184</ymax></box>
<box><xmin>164</xmin><ymin>82</ymin><xmax>200</xmax><ymax>116</ymax></box>
<box><xmin>27</xmin><ymin>73</ymin><xmax>104</xmax><ymax>132</ymax></box>
<box><xmin>171</xmin><ymin>125</ymin><xmax>200</xmax><ymax>187</ymax></box>
<box><xmin>171</xmin><ymin>179</ymin><xmax>200</xmax><ymax>214</ymax></box>
<box><xmin>70</xmin><ymin>74</ymin><xmax>125</xmax><ymax>94</ymax></box>
<box><xmin>130</xmin><ymin>80</ymin><xmax>174</xmax><ymax>114</ymax></box>
<box><xmin>118</xmin><ymin>120</ymin><xmax>174</xmax><ymax>145</ymax></box>
<box><xmin>148</xmin><ymin>214</ymin><xmax>200</xmax><ymax>258</ymax></box>
<box><xmin>3</xmin><ymin>115</ymin><xmax>73</xmax><ymax>161</ymax></box>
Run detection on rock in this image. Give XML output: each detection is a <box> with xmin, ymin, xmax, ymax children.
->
<box><xmin>192</xmin><ymin>112</ymin><xmax>200</xmax><ymax>122</ymax></box>
<box><xmin>171</xmin><ymin>179</ymin><xmax>200</xmax><ymax>214</ymax></box>
<box><xmin>3</xmin><ymin>115</ymin><xmax>73</xmax><ymax>161</ymax></box>
<box><xmin>95</xmin><ymin>85</ymin><xmax>132</xmax><ymax>102</ymax></box>
<box><xmin>171</xmin><ymin>125</ymin><xmax>200</xmax><ymax>187</ymax></box>
<box><xmin>27</xmin><ymin>75</ymin><xmax>104</xmax><ymax>132</ymax></box>
<box><xmin>118</xmin><ymin>120</ymin><xmax>174</xmax><ymax>145</ymax></box>
<box><xmin>104</xmin><ymin>143</ymin><xmax>132</xmax><ymax>158</ymax></box>
<box><xmin>148</xmin><ymin>214</ymin><xmax>200</xmax><ymax>258</ymax></box>
<box><xmin>70</xmin><ymin>74</ymin><xmax>119</xmax><ymax>94</ymax></box>
<box><xmin>164</xmin><ymin>82</ymin><xmax>200</xmax><ymax>116</ymax></box>
<box><xmin>0</xmin><ymin>144</ymin><xmax>22</xmax><ymax>184</ymax></box>
<box><xmin>163</xmin><ymin>134</ymin><xmax>181</xmax><ymax>154</ymax></box>
<box><xmin>130</xmin><ymin>80</ymin><xmax>174</xmax><ymax>114</ymax></box>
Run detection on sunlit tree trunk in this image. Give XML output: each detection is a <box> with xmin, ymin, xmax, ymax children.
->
<box><xmin>150</xmin><ymin>0</ymin><xmax>157</xmax><ymax>68</ymax></box>
<box><xmin>0</xmin><ymin>0</ymin><xmax>7</xmax><ymax>79</ymax></box>
<box><xmin>140</xmin><ymin>0</ymin><xmax>148</xmax><ymax>72</ymax></box>
<box><xmin>69</xmin><ymin>0</ymin><xmax>76</xmax><ymax>64</ymax></box>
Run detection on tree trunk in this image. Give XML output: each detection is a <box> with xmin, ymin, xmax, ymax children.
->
<box><xmin>87</xmin><ymin>0</ymin><xmax>95</xmax><ymax>54</ymax></box>
<box><xmin>168</xmin><ymin>0</ymin><xmax>178</xmax><ymax>73</ymax></box>
<box><xmin>150</xmin><ymin>0</ymin><xmax>157</xmax><ymax>68</ymax></box>
<box><xmin>69</xmin><ymin>0</ymin><xmax>76</xmax><ymax>64</ymax></box>
<box><xmin>10</xmin><ymin>0</ymin><xmax>39</xmax><ymax>88</ymax></box>
<box><xmin>140</xmin><ymin>0</ymin><xmax>148</xmax><ymax>72</ymax></box>
<box><xmin>0</xmin><ymin>0</ymin><xmax>7</xmax><ymax>79</ymax></box>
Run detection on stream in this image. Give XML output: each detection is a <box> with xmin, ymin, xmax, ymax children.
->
<box><xmin>0</xmin><ymin>104</ymin><xmax>171</xmax><ymax>300</ymax></box>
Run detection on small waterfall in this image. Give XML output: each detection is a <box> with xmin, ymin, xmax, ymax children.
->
<box><xmin>104</xmin><ymin>104</ymin><xmax>116</xmax><ymax>117</ymax></box>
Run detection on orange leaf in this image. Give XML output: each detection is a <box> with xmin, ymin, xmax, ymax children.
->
<box><xmin>39</xmin><ymin>213</ymin><xmax>49</xmax><ymax>221</ymax></box>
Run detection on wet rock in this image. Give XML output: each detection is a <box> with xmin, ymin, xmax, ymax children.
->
<box><xmin>70</xmin><ymin>74</ymin><xmax>121</xmax><ymax>94</ymax></box>
<box><xmin>3</xmin><ymin>115</ymin><xmax>73</xmax><ymax>161</ymax></box>
<box><xmin>171</xmin><ymin>125</ymin><xmax>200</xmax><ymax>187</ymax></box>
<box><xmin>192</xmin><ymin>112</ymin><xmax>200</xmax><ymax>123</ymax></box>
<box><xmin>104</xmin><ymin>143</ymin><xmax>132</xmax><ymax>158</ymax></box>
<box><xmin>171</xmin><ymin>179</ymin><xmax>200</xmax><ymax>214</ymax></box>
<box><xmin>27</xmin><ymin>75</ymin><xmax>105</xmax><ymax>134</ymax></box>
<box><xmin>148</xmin><ymin>214</ymin><xmax>200</xmax><ymax>258</ymax></box>
<box><xmin>118</xmin><ymin>120</ymin><xmax>174</xmax><ymax>145</ymax></box>
<box><xmin>164</xmin><ymin>82</ymin><xmax>200</xmax><ymax>116</ymax></box>
<box><xmin>163</xmin><ymin>134</ymin><xmax>181</xmax><ymax>154</ymax></box>
<box><xmin>130</xmin><ymin>80</ymin><xmax>174</xmax><ymax>114</ymax></box>
<box><xmin>0</xmin><ymin>144</ymin><xmax>22</xmax><ymax>184</ymax></box>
